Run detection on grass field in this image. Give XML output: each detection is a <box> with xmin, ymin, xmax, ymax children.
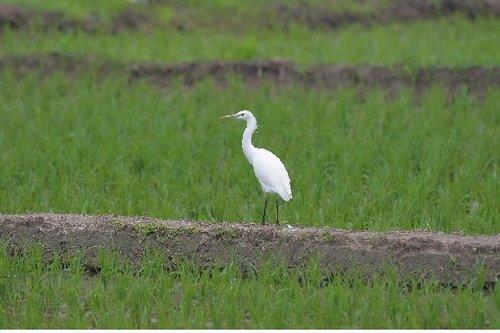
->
<box><xmin>0</xmin><ymin>247</ymin><xmax>498</xmax><ymax>329</ymax></box>
<box><xmin>0</xmin><ymin>0</ymin><xmax>499</xmax><ymax>328</ymax></box>
<box><xmin>0</xmin><ymin>73</ymin><xmax>498</xmax><ymax>233</ymax></box>
<box><xmin>2</xmin><ymin>18</ymin><xmax>499</xmax><ymax>66</ymax></box>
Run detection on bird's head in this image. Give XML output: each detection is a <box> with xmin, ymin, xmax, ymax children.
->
<box><xmin>220</xmin><ymin>110</ymin><xmax>255</xmax><ymax>122</ymax></box>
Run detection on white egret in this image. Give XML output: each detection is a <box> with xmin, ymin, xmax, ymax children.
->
<box><xmin>220</xmin><ymin>110</ymin><xmax>292</xmax><ymax>224</ymax></box>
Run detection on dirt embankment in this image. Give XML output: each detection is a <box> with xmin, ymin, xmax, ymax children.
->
<box><xmin>129</xmin><ymin>60</ymin><xmax>500</xmax><ymax>96</ymax></box>
<box><xmin>267</xmin><ymin>0</ymin><xmax>500</xmax><ymax>30</ymax></box>
<box><xmin>0</xmin><ymin>3</ymin><xmax>158</xmax><ymax>33</ymax></box>
<box><xmin>0</xmin><ymin>213</ymin><xmax>499</xmax><ymax>286</ymax></box>
<box><xmin>1</xmin><ymin>0</ymin><xmax>499</xmax><ymax>34</ymax></box>
<box><xmin>1</xmin><ymin>53</ymin><xmax>498</xmax><ymax>96</ymax></box>
<box><xmin>158</xmin><ymin>0</ymin><xmax>500</xmax><ymax>31</ymax></box>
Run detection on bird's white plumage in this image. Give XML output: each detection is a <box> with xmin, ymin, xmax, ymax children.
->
<box><xmin>250</xmin><ymin>148</ymin><xmax>292</xmax><ymax>201</ymax></box>
<box><xmin>228</xmin><ymin>110</ymin><xmax>292</xmax><ymax>201</ymax></box>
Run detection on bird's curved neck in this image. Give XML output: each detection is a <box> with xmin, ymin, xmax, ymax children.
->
<box><xmin>242</xmin><ymin>118</ymin><xmax>257</xmax><ymax>163</ymax></box>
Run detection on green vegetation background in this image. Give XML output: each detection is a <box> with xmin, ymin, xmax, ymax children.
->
<box><xmin>0</xmin><ymin>0</ymin><xmax>498</xmax><ymax>328</ymax></box>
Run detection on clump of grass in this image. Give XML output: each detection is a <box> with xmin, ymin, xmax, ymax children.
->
<box><xmin>215</xmin><ymin>228</ymin><xmax>238</xmax><ymax>239</ymax></box>
<box><xmin>322</xmin><ymin>232</ymin><xmax>334</xmax><ymax>242</ymax></box>
<box><xmin>133</xmin><ymin>223</ymin><xmax>160</xmax><ymax>236</ymax></box>
<box><xmin>110</xmin><ymin>219</ymin><xmax>126</xmax><ymax>229</ymax></box>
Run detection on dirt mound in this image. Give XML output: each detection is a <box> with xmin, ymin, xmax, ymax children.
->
<box><xmin>304</xmin><ymin>65</ymin><xmax>500</xmax><ymax>95</ymax></box>
<box><xmin>128</xmin><ymin>60</ymin><xmax>500</xmax><ymax>96</ymax></box>
<box><xmin>0</xmin><ymin>53</ymin><xmax>123</xmax><ymax>78</ymax></box>
<box><xmin>269</xmin><ymin>0</ymin><xmax>500</xmax><ymax>30</ymax></box>
<box><xmin>1</xmin><ymin>0</ymin><xmax>498</xmax><ymax>34</ymax></box>
<box><xmin>0</xmin><ymin>4</ymin><xmax>158</xmax><ymax>33</ymax></box>
<box><xmin>0</xmin><ymin>52</ymin><xmax>92</xmax><ymax>75</ymax></box>
<box><xmin>164</xmin><ymin>0</ymin><xmax>500</xmax><ymax>31</ymax></box>
<box><xmin>129</xmin><ymin>60</ymin><xmax>299</xmax><ymax>86</ymax></box>
<box><xmin>385</xmin><ymin>0</ymin><xmax>500</xmax><ymax>20</ymax></box>
<box><xmin>0</xmin><ymin>213</ymin><xmax>498</xmax><ymax>286</ymax></box>
<box><xmin>1</xmin><ymin>54</ymin><xmax>498</xmax><ymax>96</ymax></box>
<box><xmin>0</xmin><ymin>3</ymin><xmax>30</xmax><ymax>29</ymax></box>
<box><xmin>111</xmin><ymin>9</ymin><xmax>156</xmax><ymax>33</ymax></box>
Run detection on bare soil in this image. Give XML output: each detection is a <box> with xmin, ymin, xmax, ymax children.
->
<box><xmin>1</xmin><ymin>53</ymin><xmax>498</xmax><ymax>97</ymax></box>
<box><xmin>0</xmin><ymin>213</ymin><xmax>498</xmax><ymax>286</ymax></box>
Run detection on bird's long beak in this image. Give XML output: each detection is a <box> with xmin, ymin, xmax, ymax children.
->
<box><xmin>220</xmin><ymin>114</ymin><xmax>235</xmax><ymax>119</ymax></box>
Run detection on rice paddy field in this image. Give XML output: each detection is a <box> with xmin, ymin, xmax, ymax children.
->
<box><xmin>0</xmin><ymin>0</ymin><xmax>499</xmax><ymax>328</ymax></box>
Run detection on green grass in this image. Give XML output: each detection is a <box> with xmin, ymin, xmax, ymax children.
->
<box><xmin>0</xmin><ymin>72</ymin><xmax>497</xmax><ymax>234</ymax></box>
<box><xmin>0</xmin><ymin>246</ymin><xmax>497</xmax><ymax>328</ymax></box>
<box><xmin>1</xmin><ymin>17</ymin><xmax>499</xmax><ymax>67</ymax></box>
<box><xmin>0</xmin><ymin>0</ymin><xmax>498</xmax><ymax>328</ymax></box>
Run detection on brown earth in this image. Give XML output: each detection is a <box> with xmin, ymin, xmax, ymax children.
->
<box><xmin>1</xmin><ymin>53</ymin><xmax>499</xmax><ymax>97</ymax></box>
<box><xmin>0</xmin><ymin>213</ymin><xmax>498</xmax><ymax>286</ymax></box>
<box><xmin>1</xmin><ymin>0</ymin><xmax>499</xmax><ymax>34</ymax></box>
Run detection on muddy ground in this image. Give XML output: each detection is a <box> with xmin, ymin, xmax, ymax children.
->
<box><xmin>1</xmin><ymin>0</ymin><xmax>499</xmax><ymax>33</ymax></box>
<box><xmin>1</xmin><ymin>54</ymin><xmax>499</xmax><ymax>97</ymax></box>
<box><xmin>0</xmin><ymin>213</ymin><xmax>498</xmax><ymax>286</ymax></box>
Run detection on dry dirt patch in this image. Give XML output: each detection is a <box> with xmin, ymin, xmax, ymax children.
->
<box><xmin>0</xmin><ymin>213</ymin><xmax>498</xmax><ymax>286</ymax></box>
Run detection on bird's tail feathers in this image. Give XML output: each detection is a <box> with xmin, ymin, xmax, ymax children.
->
<box><xmin>281</xmin><ymin>187</ymin><xmax>292</xmax><ymax>201</ymax></box>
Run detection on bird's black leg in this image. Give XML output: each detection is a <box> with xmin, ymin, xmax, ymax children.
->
<box><xmin>262</xmin><ymin>196</ymin><xmax>269</xmax><ymax>224</ymax></box>
<box><xmin>275</xmin><ymin>195</ymin><xmax>279</xmax><ymax>225</ymax></box>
